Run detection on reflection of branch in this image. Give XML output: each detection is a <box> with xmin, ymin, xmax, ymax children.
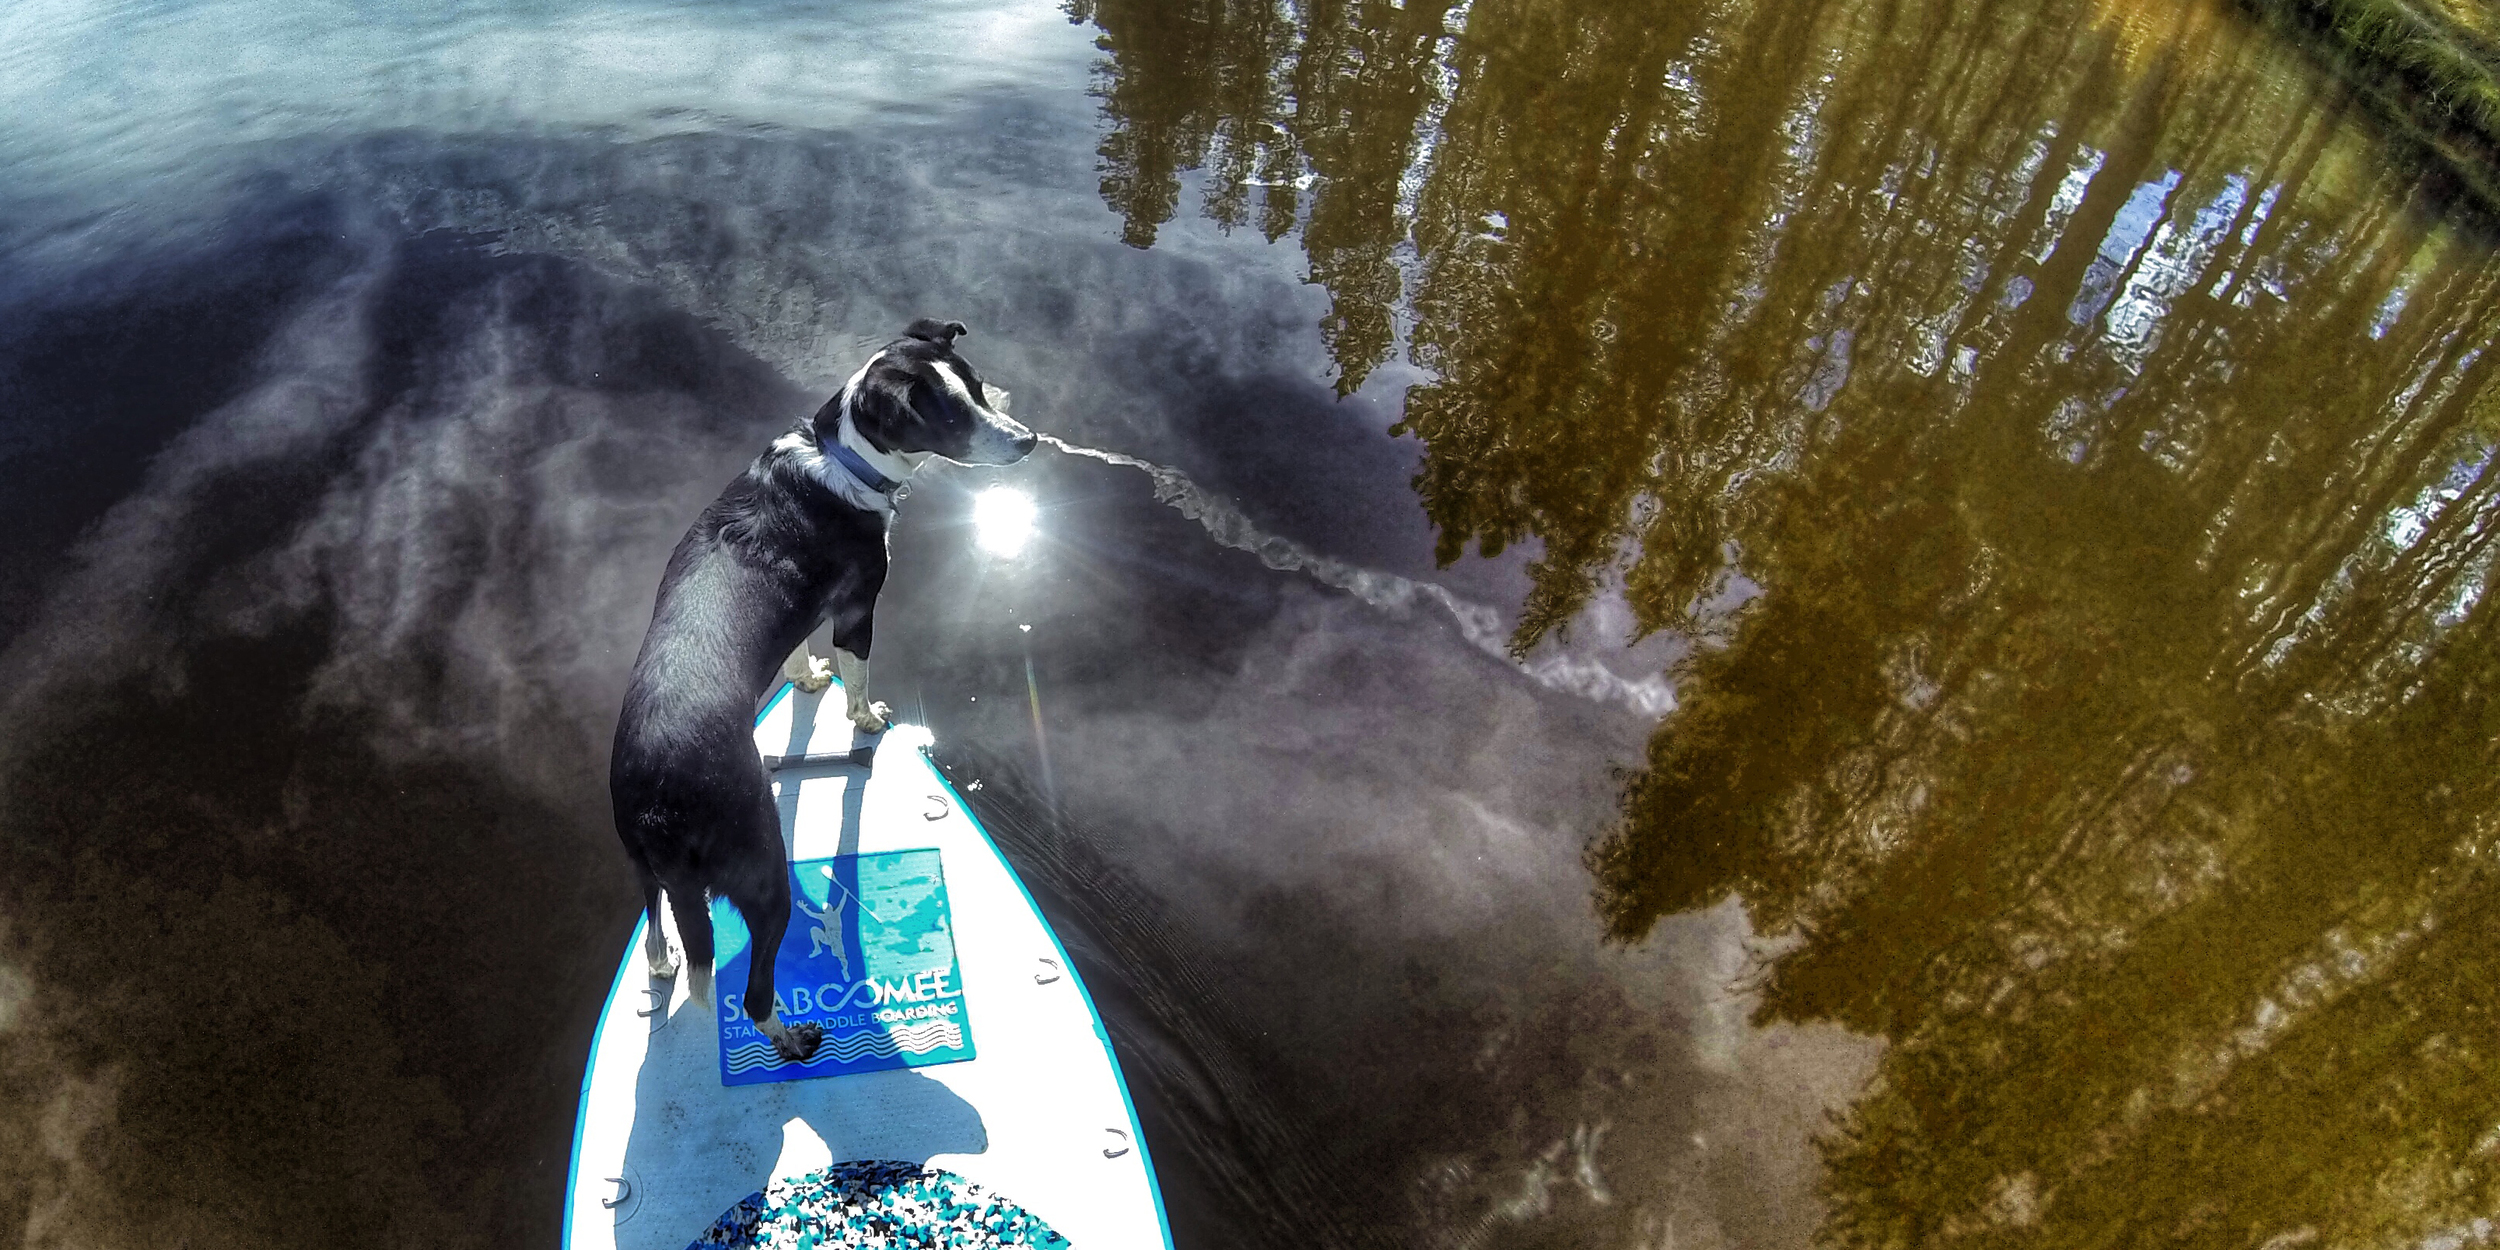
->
<box><xmin>1904</xmin><ymin>731</ymin><xmax>2178</xmax><ymax>1020</ymax></box>
<box><xmin>2326</xmin><ymin>468</ymin><xmax>2500</xmax><ymax>684</ymax></box>
<box><xmin>1041</xmin><ymin>435</ymin><xmax>1676</xmax><ymax>715</ymax></box>
<box><xmin>2238</xmin><ymin>371</ymin><xmax>2487</xmax><ymax>681</ymax></box>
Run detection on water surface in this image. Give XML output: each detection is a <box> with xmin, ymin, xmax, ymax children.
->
<box><xmin>3</xmin><ymin>0</ymin><xmax>2497</xmax><ymax>1246</ymax></box>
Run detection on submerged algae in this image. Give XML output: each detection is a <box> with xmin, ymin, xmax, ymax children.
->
<box><xmin>1075</xmin><ymin>0</ymin><xmax>2500</xmax><ymax>1239</ymax></box>
<box><xmin>2241</xmin><ymin>0</ymin><xmax>2500</xmax><ymax>206</ymax></box>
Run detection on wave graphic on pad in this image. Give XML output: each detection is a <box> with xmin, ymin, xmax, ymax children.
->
<box><xmin>724</xmin><ymin>1021</ymin><xmax>967</xmax><ymax>1073</ymax></box>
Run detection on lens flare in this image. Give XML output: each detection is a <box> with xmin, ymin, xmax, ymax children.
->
<box><xmin>972</xmin><ymin>488</ymin><xmax>1037</xmax><ymax>557</ymax></box>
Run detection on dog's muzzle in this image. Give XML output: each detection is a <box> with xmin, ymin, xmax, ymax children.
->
<box><xmin>961</xmin><ymin>410</ymin><xmax>1039</xmax><ymax>465</ymax></box>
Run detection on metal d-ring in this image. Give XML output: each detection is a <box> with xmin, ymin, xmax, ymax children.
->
<box><xmin>635</xmin><ymin>987</ymin><xmax>665</xmax><ymax>1018</ymax></box>
<box><xmin>602</xmin><ymin>1174</ymin><xmax>633</xmax><ymax>1209</ymax></box>
<box><xmin>1035</xmin><ymin>957</ymin><xmax>1062</xmax><ymax>985</ymax></box>
<box><xmin>1102</xmin><ymin>1127</ymin><xmax>1132</xmax><ymax>1158</ymax></box>
<box><xmin>924</xmin><ymin>794</ymin><xmax>949</xmax><ymax>821</ymax></box>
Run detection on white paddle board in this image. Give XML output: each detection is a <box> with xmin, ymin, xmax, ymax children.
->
<box><xmin>563</xmin><ymin>680</ymin><xmax>1175</xmax><ymax>1249</ymax></box>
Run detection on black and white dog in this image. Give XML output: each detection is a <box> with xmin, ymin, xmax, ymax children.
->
<box><xmin>611</xmin><ymin>318</ymin><xmax>1034</xmax><ymax>1061</ymax></box>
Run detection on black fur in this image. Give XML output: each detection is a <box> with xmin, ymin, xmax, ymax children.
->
<box><xmin>609</xmin><ymin>319</ymin><xmax>1032</xmax><ymax>1060</ymax></box>
<box><xmin>835</xmin><ymin>318</ymin><xmax>1023</xmax><ymax>464</ymax></box>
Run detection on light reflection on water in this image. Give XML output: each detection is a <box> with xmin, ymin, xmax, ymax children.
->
<box><xmin>4</xmin><ymin>0</ymin><xmax>2499</xmax><ymax>1245</ymax></box>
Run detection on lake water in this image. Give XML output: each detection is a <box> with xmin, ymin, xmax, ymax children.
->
<box><xmin>4</xmin><ymin>0</ymin><xmax>2498</xmax><ymax>1245</ymax></box>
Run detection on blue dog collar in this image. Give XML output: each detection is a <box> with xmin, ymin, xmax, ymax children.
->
<box><xmin>828</xmin><ymin>437</ymin><xmax>902</xmax><ymax>496</ymax></box>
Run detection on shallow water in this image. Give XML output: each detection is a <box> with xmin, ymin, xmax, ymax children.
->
<box><xmin>4</xmin><ymin>0</ymin><xmax>2498</xmax><ymax>1245</ymax></box>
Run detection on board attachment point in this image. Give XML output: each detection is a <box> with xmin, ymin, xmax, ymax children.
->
<box><xmin>762</xmin><ymin>746</ymin><xmax>877</xmax><ymax>771</ymax></box>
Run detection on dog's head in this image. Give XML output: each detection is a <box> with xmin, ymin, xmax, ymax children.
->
<box><xmin>827</xmin><ymin>319</ymin><xmax>1036</xmax><ymax>466</ymax></box>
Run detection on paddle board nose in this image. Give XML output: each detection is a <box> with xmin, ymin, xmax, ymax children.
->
<box><xmin>562</xmin><ymin>680</ymin><xmax>1173</xmax><ymax>1250</ymax></box>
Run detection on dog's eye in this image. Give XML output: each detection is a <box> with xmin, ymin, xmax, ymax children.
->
<box><xmin>906</xmin><ymin>377</ymin><xmax>956</xmax><ymax>426</ymax></box>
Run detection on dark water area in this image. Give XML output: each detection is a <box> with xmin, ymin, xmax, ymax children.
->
<box><xmin>6</xmin><ymin>0</ymin><xmax>2500</xmax><ymax>1246</ymax></box>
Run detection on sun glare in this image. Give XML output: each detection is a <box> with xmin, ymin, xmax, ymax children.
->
<box><xmin>973</xmin><ymin>488</ymin><xmax>1038</xmax><ymax>557</ymax></box>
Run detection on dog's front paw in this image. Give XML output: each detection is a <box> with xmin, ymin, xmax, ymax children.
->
<box><xmin>849</xmin><ymin>699</ymin><xmax>893</xmax><ymax>734</ymax></box>
<box><xmin>775</xmin><ymin>1022</ymin><xmax>823</xmax><ymax>1062</ymax></box>
<box><xmin>794</xmin><ymin>655</ymin><xmax>834</xmax><ymax>694</ymax></box>
<box><xmin>647</xmin><ymin>948</ymin><xmax>681</xmax><ymax>979</ymax></box>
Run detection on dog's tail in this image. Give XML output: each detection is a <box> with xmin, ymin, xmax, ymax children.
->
<box><xmin>669</xmin><ymin>889</ymin><xmax>717</xmax><ymax>1009</ymax></box>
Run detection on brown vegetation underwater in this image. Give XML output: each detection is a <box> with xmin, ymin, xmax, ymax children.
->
<box><xmin>2245</xmin><ymin>0</ymin><xmax>2500</xmax><ymax>203</ymax></box>
<box><xmin>1073</xmin><ymin>0</ymin><xmax>2500</xmax><ymax>1241</ymax></box>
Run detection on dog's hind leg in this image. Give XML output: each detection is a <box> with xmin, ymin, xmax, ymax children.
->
<box><xmin>636</xmin><ymin>861</ymin><xmax>681</xmax><ymax>979</ymax></box>
<box><xmin>725</xmin><ymin>867</ymin><xmax>823</xmax><ymax>1063</ymax></box>
<box><xmin>666</xmin><ymin>887</ymin><xmax>716</xmax><ymax>1009</ymax></box>
<box><xmin>830</xmin><ymin>647</ymin><xmax>891</xmax><ymax>733</ymax></box>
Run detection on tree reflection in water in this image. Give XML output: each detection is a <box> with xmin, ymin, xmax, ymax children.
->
<box><xmin>1076</xmin><ymin>0</ymin><xmax>2500</xmax><ymax>1239</ymax></box>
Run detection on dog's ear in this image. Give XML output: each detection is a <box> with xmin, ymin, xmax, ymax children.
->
<box><xmin>843</xmin><ymin>376</ymin><xmax>912</xmax><ymax>451</ymax></box>
<box><xmin>844</xmin><ymin>370</ymin><xmax>959</xmax><ymax>453</ymax></box>
<box><xmin>902</xmin><ymin>318</ymin><xmax>969</xmax><ymax>344</ymax></box>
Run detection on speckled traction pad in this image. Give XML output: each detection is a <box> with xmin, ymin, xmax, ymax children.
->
<box><xmin>685</xmin><ymin>1160</ymin><xmax>1070</xmax><ymax>1249</ymax></box>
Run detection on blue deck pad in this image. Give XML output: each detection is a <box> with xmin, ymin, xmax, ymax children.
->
<box><xmin>710</xmin><ymin>849</ymin><xmax>976</xmax><ymax>1086</ymax></box>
